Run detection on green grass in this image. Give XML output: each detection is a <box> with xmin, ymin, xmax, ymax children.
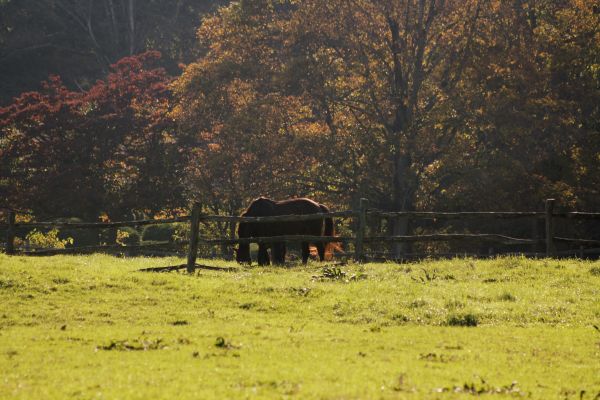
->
<box><xmin>0</xmin><ymin>254</ymin><xmax>599</xmax><ymax>399</ymax></box>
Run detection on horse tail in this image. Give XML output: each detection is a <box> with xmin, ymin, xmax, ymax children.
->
<box><xmin>320</xmin><ymin>204</ymin><xmax>342</xmax><ymax>259</ymax></box>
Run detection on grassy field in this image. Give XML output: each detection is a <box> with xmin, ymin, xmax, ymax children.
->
<box><xmin>0</xmin><ymin>254</ymin><xmax>599</xmax><ymax>399</ymax></box>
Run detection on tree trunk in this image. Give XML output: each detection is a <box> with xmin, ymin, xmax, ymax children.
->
<box><xmin>127</xmin><ymin>0</ymin><xmax>135</xmax><ymax>55</ymax></box>
<box><xmin>391</xmin><ymin>151</ymin><xmax>416</xmax><ymax>259</ymax></box>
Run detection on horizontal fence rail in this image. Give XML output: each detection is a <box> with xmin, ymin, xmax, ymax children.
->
<box><xmin>2</xmin><ymin>199</ymin><xmax>599</xmax><ymax>264</ymax></box>
<box><xmin>199</xmin><ymin>235</ymin><xmax>352</xmax><ymax>246</ymax></box>
<box><xmin>198</xmin><ymin>210</ymin><xmax>355</xmax><ymax>224</ymax></box>
<box><xmin>18</xmin><ymin>241</ymin><xmax>177</xmax><ymax>256</ymax></box>
<box><xmin>369</xmin><ymin>210</ymin><xmax>600</xmax><ymax>220</ymax></box>
<box><xmin>363</xmin><ymin>234</ymin><xmax>540</xmax><ymax>245</ymax></box>
<box><xmin>552</xmin><ymin>213</ymin><xmax>600</xmax><ymax>220</ymax></box>
<box><xmin>369</xmin><ymin>210</ymin><xmax>544</xmax><ymax>219</ymax></box>
<box><xmin>11</xmin><ymin>216</ymin><xmax>191</xmax><ymax>230</ymax></box>
<box><xmin>554</xmin><ymin>237</ymin><xmax>600</xmax><ymax>246</ymax></box>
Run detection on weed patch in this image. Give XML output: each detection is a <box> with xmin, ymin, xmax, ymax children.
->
<box><xmin>434</xmin><ymin>380</ymin><xmax>526</xmax><ymax>396</ymax></box>
<box><xmin>447</xmin><ymin>313</ymin><xmax>479</xmax><ymax>327</ymax></box>
<box><xmin>52</xmin><ymin>277</ymin><xmax>70</xmax><ymax>285</ymax></box>
<box><xmin>311</xmin><ymin>266</ymin><xmax>367</xmax><ymax>282</ymax></box>
<box><xmin>0</xmin><ymin>279</ymin><xmax>19</xmax><ymax>289</ymax></box>
<box><xmin>96</xmin><ymin>338</ymin><xmax>167</xmax><ymax>351</ymax></box>
<box><xmin>409</xmin><ymin>298</ymin><xmax>428</xmax><ymax>309</ymax></box>
<box><xmin>239</xmin><ymin>302</ymin><xmax>256</xmax><ymax>310</ymax></box>
<box><xmin>215</xmin><ymin>336</ymin><xmax>240</xmax><ymax>350</ymax></box>
<box><xmin>411</xmin><ymin>268</ymin><xmax>438</xmax><ymax>283</ymax></box>
<box><xmin>289</xmin><ymin>287</ymin><xmax>311</xmax><ymax>297</ymax></box>
<box><xmin>419</xmin><ymin>353</ymin><xmax>456</xmax><ymax>363</ymax></box>
<box><xmin>498</xmin><ymin>292</ymin><xmax>517</xmax><ymax>302</ymax></box>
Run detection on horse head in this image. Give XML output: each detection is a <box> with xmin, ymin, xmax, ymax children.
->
<box><xmin>236</xmin><ymin>197</ymin><xmax>277</xmax><ymax>265</ymax></box>
<box><xmin>236</xmin><ymin>211</ymin><xmax>252</xmax><ymax>264</ymax></box>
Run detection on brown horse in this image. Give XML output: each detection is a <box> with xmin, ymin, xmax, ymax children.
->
<box><xmin>235</xmin><ymin>197</ymin><xmax>335</xmax><ymax>265</ymax></box>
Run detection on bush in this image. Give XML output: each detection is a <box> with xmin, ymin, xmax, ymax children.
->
<box><xmin>55</xmin><ymin>218</ymin><xmax>98</xmax><ymax>247</ymax></box>
<box><xmin>16</xmin><ymin>229</ymin><xmax>73</xmax><ymax>250</ymax></box>
<box><xmin>116</xmin><ymin>227</ymin><xmax>141</xmax><ymax>246</ymax></box>
<box><xmin>141</xmin><ymin>224</ymin><xmax>176</xmax><ymax>242</ymax></box>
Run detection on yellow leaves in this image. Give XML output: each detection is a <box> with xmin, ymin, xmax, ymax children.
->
<box><xmin>571</xmin><ymin>0</ymin><xmax>599</xmax><ymax>14</ymax></box>
<box><xmin>169</xmin><ymin>103</ymin><xmax>184</xmax><ymax>120</ymax></box>
<box><xmin>19</xmin><ymin>228</ymin><xmax>73</xmax><ymax>249</ymax></box>
<box><xmin>292</xmin><ymin>120</ymin><xmax>330</xmax><ymax>138</ymax></box>
<box><xmin>161</xmin><ymin>132</ymin><xmax>177</xmax><ymax>145</ymax></box>
<box><xmin>13</xmin><ymin>213</ymin><xmax>33</xmax><ymax>223</ymax></box>
<box><xmin>153</xmin><ymin>209</ymin><xmax>187</xmax><ymax>219</ymax></box>
<box><xmin>225</xmin><ymin>79</ymin><xmax>257</xmax><ymax>111</ymax></box>
<box><xmin>424</xmin><ymin>160</ymin><xmax>442</xmax><ymax>175</ymax></box>
<box><xmin>488</xmin><ymin>63</ymin><xmax>512</xmax><ymax>77</ymax></box>
<box><xmin>116</xmin><ymin>229</ymin><xmax>131</xmax><ymax>246</ymax></box>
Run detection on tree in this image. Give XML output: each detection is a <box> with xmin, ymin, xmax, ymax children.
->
<box><xmin>430</xmin><ymin>0</ymin><xmax>600</xmax><ymax>212</ymax></box>
<box><xmin>173</xmin><ymin>3</ymin><xmax>326</xmax><ymax>217</ymax></box>
<box><xmin>175</xmin><ymin>0</ymin><xmax>599</xmax><ymax>255</ymax></box>
<box><xmin>0</xmin><ymin>51</ymin><xmax>182</xmax><ymax>220</ymax></box>
<box><xmin>174</xmin><ymin>0</ymin><xmax>487</xmax><ymax>254</ymax></box>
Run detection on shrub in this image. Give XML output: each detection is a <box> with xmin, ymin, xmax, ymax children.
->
<box><xmin>116</xmin><ymin>227</ymin><xmax>141</xmax><ymax>246</ymax></box>
<box><xmin>141</xmin><ymin>224</ymin><xmax>175</xmax><ymax>242</ymax></box>
<box><xmin>56</xmin><ymin>218</ymin><xmax>98</xmax><ymax>247</ymax></box>
<box><xmin>17</xmin><ymin>229</ymin><xmax>73</xmax><ymax>249</ymax></box>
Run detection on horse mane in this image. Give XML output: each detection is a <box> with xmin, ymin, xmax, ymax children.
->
<box><xmin>275</xmin><ymin>197</ymin><xmax>320</xmax><ymax>207</ymax></box>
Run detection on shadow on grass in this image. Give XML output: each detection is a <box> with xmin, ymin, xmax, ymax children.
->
<box><xmin>139</xmin><ymin>258</ymin><xmax>349</xmax><ymax>273</ymax></box>
<box><xmin>138</xmin><ymin>263</ymin><xmax>239</xmax><ymax>273</ymax></box>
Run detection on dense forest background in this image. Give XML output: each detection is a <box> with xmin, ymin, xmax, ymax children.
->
<box><xmin>1</xmin><ymin>0</ymin><xmax>599</xmax><ymax>252</ymax></box>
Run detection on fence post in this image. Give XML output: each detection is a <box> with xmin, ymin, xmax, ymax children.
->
<box><xmin>354</xmin><ymin>198</ymin><xmax>368</xmax><ymax>262</ymax></box>
<box><xmin>531</xmin><ymin>217</ymin><xmax>540</xmax><ymax>256</ymax></box>
<box><xmin>186</xmin><ymin>202</ymin><xmax>202</xmax><ymax>273</ymax></box>
<box><xmin>545</xmin><ymin>199</ymin><xmax>556</xmax><ymax>258</ymax></box>
<box><xmin>5</xmin><ymin>210</ymin><xmax>16</xmax><ymax>255</ymax></box>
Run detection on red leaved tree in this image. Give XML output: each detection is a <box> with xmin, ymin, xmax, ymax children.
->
<box><xmin>0</xmin><ymin>51</ymin><xmax>183</xmax><ymax>220</ymax></box>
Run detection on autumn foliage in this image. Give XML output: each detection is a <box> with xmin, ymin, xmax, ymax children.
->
<box><xmin>1</xmin><ymin>0</ymin><xmax>599</xmax><ymax>237</ymax></box>
<box><xmin>173</xmin><ymin>0</ymin><xmax>600</xmax><ymax>218</ymax></box>
<box><xmin>0</xmin><ymin>51</ymin><xmax>181</xmax><ymax>220</ymax></box>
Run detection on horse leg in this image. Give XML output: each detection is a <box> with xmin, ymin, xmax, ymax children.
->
<box><xmin>257</xmin><ymin>244</ymin><xmax>270</xmax><ymax>266</ymax></box>
<box><xmin>271</xmin><ymin>243</ymin><xmax>279</xmax><ymax>265</ymax></box>
<box><xmin>272</xmin><ymin>242</ymin><xmax>285</xmax><ymax>265</ymax></box>
<box><xmin>301</xmin><ymin>242</ymin><xmax>310</xmax><ymax>264</ymax></box>
<box><xmin>316</xmin><ymin>242</ymin><xmax>326</xmax><ymax>261</ymax></box>
<box><xmin>278</xmin><ymin>242</ymin><xmax>286</xmax><ymax>264</ymax></box>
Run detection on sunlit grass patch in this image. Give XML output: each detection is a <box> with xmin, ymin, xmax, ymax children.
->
<box><xmin>0</xmin><ymin>254</ymin><xmax>599</xmax><ymax>399</ymax></box>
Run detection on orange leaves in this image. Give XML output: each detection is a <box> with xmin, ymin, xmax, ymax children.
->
<box><xmin>225</xmin><ymin>79</ymin><xmax>257</xmax><ymax>112</ymax></box>
<box><xmin>169</xmin><ymin>0</ymin><xmax>600</xmax><ymax>215</ymax></box>
<box><xmin>207</xmin><ymin>143</ymin><xmax>222</xmax><ymax>152</ymax></box>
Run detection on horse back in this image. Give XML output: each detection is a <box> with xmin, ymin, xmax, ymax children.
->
<box><xmin>272</xmin><ymin>198</ymin><xmax>322</xmax><ymax>215</ymax></box>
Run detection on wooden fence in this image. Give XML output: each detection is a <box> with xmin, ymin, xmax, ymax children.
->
<box><xmin>2</xmin><ymin>199</ymin><xmax>600</xmax><ymax>271</ymax></box>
